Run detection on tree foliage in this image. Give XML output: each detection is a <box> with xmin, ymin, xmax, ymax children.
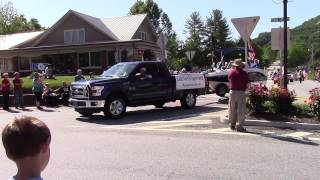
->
<box><xmin>288</xmin><ymin>42</ymin><xmax>308</xmax><ymax>67</ymax></box>
<box><xmin>129</xmin><ymin>0</ymin><xmax>173</xmax><ymax>35</ymax></box>
<box><xmin>0</xmin><ymin>1</ymin><xmax>43</xmax><ymax>34</ymax></box>
<box><xmin>205</xmin><ymin>9</ymin><xmax>231</xmax><ymax>48</ymax></box>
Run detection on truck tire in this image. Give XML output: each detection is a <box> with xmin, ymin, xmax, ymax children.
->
<box><xmin>76</xmin><ymin>110</ymin><xmax>93</xmax><ymax>117</ymax></box>
<box><xmin>104</xmin><ymin>96</ymin><xmax>126</xmax><ymax>119</ymax></box>
<box><xmin>216</xmin><ymin>84</ymin><xmax>228</xmax><ymax>97</ymax></box>
<box><xmin>154</xmin><ymin>102</ymin><xmax>165</xmax><ymax>108</ymax></box>
<box><xmin>180</xmin><ymin>90</ymin><xmax>196</xmax><ymax>109</ymax></box>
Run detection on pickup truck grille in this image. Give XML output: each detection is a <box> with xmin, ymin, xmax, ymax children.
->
<box><xmin>71</xmin><ymin>85</ymin><xmax>89</xmax><ymax>99</ymax></box>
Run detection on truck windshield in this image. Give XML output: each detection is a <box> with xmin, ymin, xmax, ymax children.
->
<box><xmin>101</xmin><ymin>63</ymin><xmax>136</xmax><ymax>78</ymax></box>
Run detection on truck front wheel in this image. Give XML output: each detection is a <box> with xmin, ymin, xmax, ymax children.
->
<box><xmin>180</xmin><ymin>91</ymin><xmax>196</xmax><ymax>109</ymax></box>
<box><xmin>104</xmin><ymin>96</ymin><xmax>126</xmax><ymax>118</ymax></box>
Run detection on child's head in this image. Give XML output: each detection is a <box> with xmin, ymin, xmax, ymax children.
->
<box><xmin>2</xmin><ymin>72</ymin><xmax>8</xmax><ymax>79</ymax></box>
<box><xmin>14</xmin><ymin>72</ymin><xmax>20</xmax><ymax>78</ymax></box>
<box><xmin>2</xmin><ymin>116</ymin><xmax>51</xmax><ymax>171</ymax></box>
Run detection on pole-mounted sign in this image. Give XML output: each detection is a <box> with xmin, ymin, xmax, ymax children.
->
<box><xmin>231</xmin><ymin>16</ymin><xmax>260</xmax><ymax>63</ymax></box>
<box><xmin>185</xmin><ymin>50</ymin><xmax>196</xmax><ymax>61</ymax></box>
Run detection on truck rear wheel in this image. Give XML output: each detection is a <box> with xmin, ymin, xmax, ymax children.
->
<box><xmin>104</xmin><ymin>96</ymin><xmax>126</xmax><ymax>119</ymax></box>
<box><xmin>180</xmin><ymin>91</ymin><xmax>196</xmax><ymax>109</ymax></box>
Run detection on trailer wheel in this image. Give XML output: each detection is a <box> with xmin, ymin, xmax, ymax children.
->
<box><xmin>216</xmin><ymin>84</ymin><xmax>228</xmax><ymax>97</ymax></box>
<box><xmin>180</xmin><ymin>91</ymin><xmax>196</xmax><ymax>109</ymax></box>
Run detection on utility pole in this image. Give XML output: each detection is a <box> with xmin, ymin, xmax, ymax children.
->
<box><xmin>283</xmin><ymin>0</ymin><xmax>288</xmax><ymax>89</ymax></box>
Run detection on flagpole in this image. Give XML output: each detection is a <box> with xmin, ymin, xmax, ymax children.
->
<box><xmin>244</xmin><ymin>40</ymin><xmax>248</xmax><ymax>65</ymax></box>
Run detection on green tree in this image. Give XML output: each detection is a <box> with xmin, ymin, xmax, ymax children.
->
<box><xmin>288</xmin><ymin>42</ymin><xmax>308</xmax><ymax>67</ymax></box>
<box><xmin>129</xmin><ymin>0</ymin><xmax>163</xmax><ymax>34</ymax></box>
<box><xmin>28</xmin><ymin>18</ymin><xmax>42</xmax><ymax>30</ymax></box>
<box><xmin>261</xmin><ymin>45</ymin><xmax>277</xmax><ymax>67</ymax></box>
<box><xmin>184</xmin><ymin>12</ymin><xmax>208</xmax><ymax>67</ymax></box>
<box><xmin>205</xmin><ymin>9</ymin><xmax>231</xmax><ymax>48</ymax></box>
<box><xmin>0</xmin><ymin>1</ymin><xmax>43</xmax><ymax>34</ymax></box>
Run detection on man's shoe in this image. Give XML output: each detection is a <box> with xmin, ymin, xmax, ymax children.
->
<box><xmin>230</xmin><ymin>126</ymin><xmax>235</xmax><ymax>131</ymax></box>
<box><xmin>236</xmin><ymin>127</ymin><xmax>247</xmax><ymax>133</ymax></box>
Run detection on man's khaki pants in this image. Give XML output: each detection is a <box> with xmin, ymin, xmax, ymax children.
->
<box><xmin>228</xmin><ymin>90</ymin><xmax>246</xmax><ymax>129</ymax></box>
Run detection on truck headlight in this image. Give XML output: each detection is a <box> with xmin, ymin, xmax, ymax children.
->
<box><xmin>91</xmin><ymin>86</ymin><xmax>104</xmax><ymax>96</ymax></box>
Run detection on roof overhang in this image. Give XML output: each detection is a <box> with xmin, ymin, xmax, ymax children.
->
<box><xmin>0</xmin><ymin>40</ymin><xmax>160</xmax><ymax>57</ymax></box>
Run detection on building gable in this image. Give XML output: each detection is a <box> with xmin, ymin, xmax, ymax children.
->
<box><xmin>132</xmin><ymin>18</ymin><xmax>158</xmax><ymax>42</ymax></box>
<box><xmin>33</xmin><ymin>11</ymin><xmax>117</xmax><ymax>47</ymax></box>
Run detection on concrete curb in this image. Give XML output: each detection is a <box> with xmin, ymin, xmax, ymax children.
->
<box><xmin>220</xmin><ymin>118</ymin><xmax>320</xmax><ymax>130</ymax></box>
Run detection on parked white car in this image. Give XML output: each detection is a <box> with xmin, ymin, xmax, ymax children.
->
<box><xmin>205</xmin><ymin>68</ymin><xmax>267</xmax><ymax>97</ymax></box>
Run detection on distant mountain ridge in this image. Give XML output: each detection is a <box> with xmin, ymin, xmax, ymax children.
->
<box><xmin>253</xmin><ymin>15</ymin><xmax>320</xmax><ymax>48</ymax></box>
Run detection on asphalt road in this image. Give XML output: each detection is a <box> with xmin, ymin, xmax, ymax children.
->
<box><xmin>0</xmin><ymin>95</ymin><xmax>320</xmax><ymax>180</ymax></box>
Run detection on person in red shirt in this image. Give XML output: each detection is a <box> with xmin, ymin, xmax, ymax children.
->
<box><xmin>1</xmin><ymin>73</ymin><xmax>11</xmax><ymax>110</ymax></box>
<box><xmin>228</xmin><ymin>59</ymin><xmax>249</xmax><ymax>132</ymax></box>
<box><xmin>13</xmin><ymin>72</ymin><xmax>24</xmax><ymax>109</ymax></box>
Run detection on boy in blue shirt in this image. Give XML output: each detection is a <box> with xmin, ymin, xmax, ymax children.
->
<box><xmin>2</xmin><ymin>116</ymin><xmax>51</xmax><ymax>180</ymax></box>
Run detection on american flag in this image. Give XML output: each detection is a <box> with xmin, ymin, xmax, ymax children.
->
<box><xmin>247</xmin><ymin>39</ymin><xmax>256</xmax><ymax>62</ymax></box>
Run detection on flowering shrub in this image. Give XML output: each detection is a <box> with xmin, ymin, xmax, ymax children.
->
<box><xmin>247</xmin><ymin>84</ymin><xmax>268</xmax><ymax>112</ymax></box>
<box><xmin>306</xmin><ymin>88</ymin><xmax>320</xmax><ymax>119</ymax></box>
<box><xmin>247</xmin><ymin>85</ymin><xmax>296</xmax><ymax>113</ymax></box>
<box><xmin>268</xmin><ymin>87</ymin><xmax>296</xmax><ymax>113</ymax></box>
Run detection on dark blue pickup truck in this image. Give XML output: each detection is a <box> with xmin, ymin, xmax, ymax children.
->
<box><xmin>69</xmin><ymin>61</ymin><xmax>205</xmax><ymax>118</ymax></box>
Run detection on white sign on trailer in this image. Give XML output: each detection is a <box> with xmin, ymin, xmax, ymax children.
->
<box><xmin>175</xmin><ymin>73</ymin><xmax>205</xmax><ymax>90</ymax></box>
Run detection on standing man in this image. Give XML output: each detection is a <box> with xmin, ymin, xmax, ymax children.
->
<box><xmin>74</xmin><ymin>69</ymin><xmax>85</xmax><ymax>82</ymax></box>
<box><xmin>1</xmin><ymin>73</ymin><xmax>11</xmax><ymax>111</ymax></box>
<box><xmin>13</xmin><ymin>72</ymin><xmax>24</xmax><ymax>109</ymax></box>
<box><xmin>228</xmin><ymin>59</ymin><xmax>249</xmax><ymax>132</ymax></box>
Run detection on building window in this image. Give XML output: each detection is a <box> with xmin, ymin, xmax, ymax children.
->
<box><xmin>0</xmin><ymin>58</ymin><xmax>9</xmax><ymax>72</ymax></box>
<box><xmin>120</xmin><ymin>49</ymin><xmax>134</xmax><ymax>62</ymax></box>
<box><xmin>79</xmin><ymin>53</ymin><xmax>89</xmax><ymax>68</ymax></box>
<box><xmin>64</xmin><ymin>29</ymin><xmax>85</xmax><ymax>44</ymax></box>
<box><xmin>78</xmin><ymin>52</ymin><xmax>103</xmax><ymax>68</ymax></box>
<box><xmin>139</xmin><ymin>31</ymin><xmax>147</xmax><ymax>41</ymax></box>
<box><xmin>19</xmin><ymin>57</ymin><xmax>31</xmax><ymax>71</ymax></box>
<box><xmin>90</xmin><ymin>51</ymin><xmax>103</xmax><ymax>67</ymax></box>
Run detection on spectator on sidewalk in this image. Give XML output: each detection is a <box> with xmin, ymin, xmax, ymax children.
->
<box><xmin>1</xmin><ymin>73</ymin><xmax>11</xmax><ymax>111</ymax></box>
<box><xmin>12</xmin><ymin>72</ymin><xmax>24</xmax><ymax>109</ymax></box>
<box><xmin>2</xmin><ymin>116</ymin><xmax>51</xmax><ymax>180</ymax></box>
<box><xmin>228</xmin><ymin>59</ymin><xmax>249</xmax><ymax>132</ymax></box>
<box><xmin>32</xmin><ymin>72</ymin><xmax>44</xmax><ymax>109</ymax></box>
<box><xmin>54</xmin><ymin>81</ymin><xmax>70</xmax><ymax>104</ymax></box>
<box><xmin>42</xmin><ymin>83</ymin><xmax>59</xmax><ymax>106</ymax></box>
<box><xmin>74</xmin><ymin>69</ymin><xmax>85</xmax><ymax>82</ymax></box>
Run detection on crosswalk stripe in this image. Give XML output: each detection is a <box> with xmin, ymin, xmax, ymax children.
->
<box><xmin>283</xmin><ymin>132</ymin><xmax>313</xmax><ymax>138</ymax></box>
<box><xmin>143</xmin><ymin>121</ymin><xmax>210</xmax><ymax>129</ymax></box>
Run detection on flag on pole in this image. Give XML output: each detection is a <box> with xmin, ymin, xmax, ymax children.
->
<box><xmin>247</xmin><ymin>39</ymin><xmax>256</xmax><ymax>62</ymax></box>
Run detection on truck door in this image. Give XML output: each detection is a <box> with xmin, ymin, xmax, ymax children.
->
<box><xmin>152</xmin><ymin>63</ymin><xmax>172</xmax><ymax>100</ymax></box>
<box><xmin>129</xmin><ymin>63</ymin><xmax>159</xmax><ymax>102</ymax></box>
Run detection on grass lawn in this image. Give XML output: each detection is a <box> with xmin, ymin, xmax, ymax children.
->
<box><xmin>19</xmin><ymin>76</ymin><xmax>84</xmax><ymax>93</ymax></box>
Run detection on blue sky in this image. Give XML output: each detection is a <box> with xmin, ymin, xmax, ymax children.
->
<box><xmin>11</xmin><ymin>0</ymin><xmax>320</xmax><ymax>40</ymax></box>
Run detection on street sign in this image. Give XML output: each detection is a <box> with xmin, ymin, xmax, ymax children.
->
<box><xmin>271</xmin><ymin>28</ymin><xmax>291</xmax><ymax>50</ymax></box>
<box><xmin>231</xmin><ymin>16</ymin><xmax>260</xmax><ymax>41</ymax></box>
<box><xmin>185</xmin><ymin>50</ymin><xmax>195</xmax><ymax>61</ymax></box>
<box><xmin>271</xmin><ymin>17</ymin><xmax>290</xmax><ymax>22</ymax></box>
